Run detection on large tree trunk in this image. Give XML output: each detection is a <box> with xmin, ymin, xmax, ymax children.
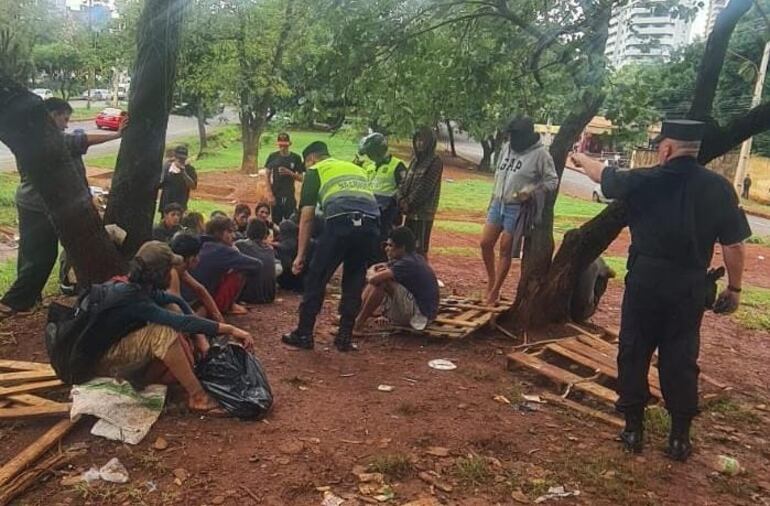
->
<box><xmin>0</xmin><ymin>82</ymin><xmax>124</xmax><ymax>283</ymax></box>
<box><xmin>239</xmin><ymin>109</ymin><xmax>265</xmax><ymax>174</ymax></box>
<box><xmin>479</xmin><ymin>137</ymin><xmax>494</xmax><ymax>171</ymax></box>
<box><xmin>104</xmin><ymin>0</ymin><xmax>186</xmax><ymax>256</ymax></box>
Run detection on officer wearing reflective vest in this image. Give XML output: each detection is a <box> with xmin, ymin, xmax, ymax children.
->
<box><xmin>282</xmin><ymin>141</ymin><xmax>380</xmax><ymax>352</ymax></box>
<box><xmin>571</xmin><ymin>120</ymin><xmax>751</xmax><ymax>462</ymax></box>
<box><xmin>357</xmin><ymin>133</ymin><xmax>407</xmax><ymax>261</ymax></box>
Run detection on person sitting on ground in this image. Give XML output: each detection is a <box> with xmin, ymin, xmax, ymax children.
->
<box><xmin>235</xmin><ymin>219</ymin><xmax>281</xmax><ymax>304</ymax></box>
<box><xmin>153</xmin><ymin>203</ymin><xmax>184</xmax><ymax>242</ymax></box>
<box><xmin>184</xmin><ymin>216</ymin><xmax>262</xmax><ymax>315</ymax></box>
<box><xmin>210</xmin><ymin>210</ymin><xmax>228</xmax><ymax>220</ymax></box>
<box><xmin>255</xmin><ymin>202</ymin><xmax>281</xmax><ymax>240</ymax></box>
<box><xmin>180</xmin><ymin>212</ymin><xmax>205</xmax><ymax>235</ymax></box>
<box><xmin>480</xmin><ymin>116</ymin><xmax>558</xmax><ymax>305</ymax></box>
<box><xmin>233</xmin><ymin>203</ymin><xmax>252</xmax><ymax>240</ymax></box>
<box><xmin>274</xmin><ymin>220</ymin><xmax>306</xmax><ymax>292</ymax></box>
<box><xmin>354</xmin><ymin>227</ymin><xmax>439</xmax><ymax>334</ymax></box>
<box><xmin>169</xmin><ymin>233</ymin><xmax>224</xmax><ymax>325</ymax></box>
<box><xmin>90</xmin><ymin>241</ymin><xmax>254</xmax><ymax>415</ymax></box>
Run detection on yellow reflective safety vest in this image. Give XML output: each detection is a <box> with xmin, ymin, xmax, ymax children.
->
<box><xmin>314</xmin><ymin>158</ymin><xmax>379</xmax><ymax>218</ymax></box>
<box><xmin>370</xmin><ymin>156</ymin><xmax>404</xmax><ymax>198</ymax></box>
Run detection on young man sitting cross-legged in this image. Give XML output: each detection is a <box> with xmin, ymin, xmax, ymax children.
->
<box><xmin>353</xmin><ymin>226</ymin><xmax>439</xmax><ymax>334</ymax></box>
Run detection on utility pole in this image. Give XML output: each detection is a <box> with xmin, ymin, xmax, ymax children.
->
<box><xmin>734</xmin><ymin>40</ymin><xmax>770</xmax><ymax>197</ymax></box>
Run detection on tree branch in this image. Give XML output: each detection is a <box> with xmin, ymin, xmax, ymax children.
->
<box><xmin>699</xmin><ymin>101</ymin><xmax>770</xmax><ymax>163</ymax></box>
<box><xmin>689</xmin><ymin>0</ymin><xmax>753</xmax><ymax>119</ymax></box>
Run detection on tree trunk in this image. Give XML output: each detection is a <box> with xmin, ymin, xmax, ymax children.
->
<box><xmin>104</xmin><ymin>0</ymin><xmax>186</xmax><ymax>256</ymax></box>
<box><xmin>688</xmin><ymin>0</ymin><xmax>752</xmax><ymax>120</ymax></box>
<box><xmin>445</xmin><ymin>119</ymin><xmax>457</xmax><ymax>156</ymax></box>
<box><xmin>479</xmin><ymin>136</ymin><xmax>495</xmax><ymax>172</ymax></box>
<box><xmin>506</xmin><ymin>4</ymin><xmax>610</xmax><ymax>329</ymax></box>
<box><xmin>196</xmin><ymin>99</ymin><xmax>207</xmax><ymax>158</ymax></box>
<box><xmin>240</xmin><ymin>110</ymin><xmax>265</xmax><ymax>174</ymax></box>
<box><xmin>0</xmin><ymin>81</ymin><xmax>125</xmax><ymax>283</ymax></box>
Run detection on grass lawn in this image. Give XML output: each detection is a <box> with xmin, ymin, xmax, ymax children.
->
<box><xmin>0</xmin><ymin>173</ymin><xmax>19</xmax><ymax>229</ymax></box>
<box><xmin>734</xmin><ymin>285</ymin><xmax>770</xmax><ymax>331</ymax></box>
<box><xmin>85</xmin><ymin>126</ymin><xmax>361</xmax><ymax>172</ymax></box>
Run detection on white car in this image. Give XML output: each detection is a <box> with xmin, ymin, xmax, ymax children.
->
<box><xmin>32</xmin><ymin>88</ymin><xmax>53</xmax><ymax>99</ymax></box>
<box><xmin>82</xmin><ymin>89</ymin><xmax>110</xmax><ymax>100</ymax></box>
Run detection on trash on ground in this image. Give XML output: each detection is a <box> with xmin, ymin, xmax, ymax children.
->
<box><xmin>534</xmin><ymin>485</ymin><xmax>580</xmax><ymax>503</ymax></box>
<box><xmin>428</xmin><ymin>359</ymin><xmax>457</xmax><ymax>370</ymax></box>
<box><xmin>493</xmin><ymin>394</ymin><xmax>511</xmax><ymax>405</ymax></box>
<box><xmin>377</xmin><ymin>384</ymin><xmax>395</xmax><ymax>392</ymax></box>
<box><xmin>70</xmin><ymin>377</ymin><xmax>167</xmax><ymax>445</ymax></box>
<box><xmin>81</xmin><ymin>457</ymin><xmax>130</xmax><ymax>484</ymax></box>
<box><xmin>522</xmin><ymin>394</ymin><xmax>545</xmax><ymax>403</ymax></box>
<box><xmin>321</xmin><ymin>490</ymin><xmax>345</xmax><ymax>506</ymax></box>
<box><xmin>715</xmin><ymin>455</ymin><xmax>743</xmax><ymax>476</ymax></box>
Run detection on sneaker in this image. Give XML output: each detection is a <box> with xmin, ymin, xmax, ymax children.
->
<box><xmin>281</xmin><ymin>332</ymin><xmax>314</xmax><ymax>350</ymax></box>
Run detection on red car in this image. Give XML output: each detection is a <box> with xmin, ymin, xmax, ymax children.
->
<box><xmin>95</xmin><ymin>108</ymin><xmax>126</xmax><ymax>130</ymax></box>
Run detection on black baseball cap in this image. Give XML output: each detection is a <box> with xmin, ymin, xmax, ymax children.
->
<box><xmin>174</xmin><ymin>145</ymin><xmax>189</xmax><ymax>157</ymax></box>
<box><xmin>652</xmin><ymin>119</ymin><xmax>705</xmax><ymax>144</ymax></box>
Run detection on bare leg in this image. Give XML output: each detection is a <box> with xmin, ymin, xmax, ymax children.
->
<box><xmin>480</xmin><ymin>223</ymin><xmax>502</xmax><ymax>299</ymax></box>
<box><xmin>354</xmin><ymin>283</ymin><xmax>387</xmax><ymax>333</ymax></box>
<box><xmin>487</xmin><ymin>232</ymin><xmax>514</xmax><ymax>305</ymax></box>
<box><xmin>160</xmin><ymin>337</ymin><xmax>221</xmax><ymax>412</ymax></box>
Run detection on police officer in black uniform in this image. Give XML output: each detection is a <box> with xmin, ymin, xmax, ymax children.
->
<box><xmin>571</xmin><ymin>119</ymin><xmax>752</xmax><ymax>462</ymax></box>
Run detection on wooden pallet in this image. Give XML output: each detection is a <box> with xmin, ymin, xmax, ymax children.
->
<box><xmin>397</xmin><ymin>296</ymin><xmax>512</xmax><ymax>339</ymax></box>
<box><xmin>0</xmin><ymin>361</ymin><xmax>68</xmax><ymax>420</ymax></box>
<box><xmin>507</xmin><ymin>324</ymin><xmax>726</xmax><ymax>427</ymax></box>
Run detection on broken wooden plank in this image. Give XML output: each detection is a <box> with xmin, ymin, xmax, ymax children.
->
<box><xmin>0</xmin><ymin>370</ymin><xmax>58</xmax><ymax>385</ymax></box>
<box><xmin>0</xmin><ymin>404</ymin><xmax>70</xmax><ymax>420</ymax></box>
<box><xmin>0</xmin><ymin>419</ymin><xmax>77</xmax><ymax>488</ymax></box>
<box><xmin>0</xmin><ymin>449</ymin><xmax>83</xmax><ymax>506</ymax></box>
<box><xmin>548</xmin><ymin>342</ymin><xmax>663</xmax><ymax>399</ymax></box>
<box><xmin>541</xmin><ymin>392</ymin><xmax>624</xmax><ymax>428</ymax></box>
<box><xmin>507</xmin><ymin>351</ymin><xmax>618</xmax><ymax>404</ymax></box>
<box><xmin>0</xmin><ymin>361</ymin><xmax>53</xmax><ymax>372</ymax></box>
<box><xmin>566</xmin><ymin>323</ymin><xmax>602</xmax><ymax>340</ymax></box>
<box><xmin>433</xmin><ymin>317</ymin><xmax>480</xmax><ymax>329</ymax></box>
<box><xmin>0</xmin><ymin>380</ymin><xmax>63</xmax><ymax>397</ymax></box>
<box><xmin>441</xmin><ymin>301</ymin><xmax>508</xmax><ymax>313</ymax></box>
<box><xmin>6</xmin><ymin>395</ymin><xmax>61</xmax><ymax>407</ymax></box>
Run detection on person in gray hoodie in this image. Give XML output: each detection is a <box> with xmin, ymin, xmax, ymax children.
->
<box><xmin>481</xmin><ymin>117</ymin><xmax>558</xmax><ymax>305</ymax></box>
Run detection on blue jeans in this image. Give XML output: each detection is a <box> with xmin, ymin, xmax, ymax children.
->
<box><xmin>486</xmin><ymin>199</ymin><xmax>521</xmax><ymax>235</ymax></box>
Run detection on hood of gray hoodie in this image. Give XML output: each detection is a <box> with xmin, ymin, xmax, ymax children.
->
<box><xmin>491</xmin><ymin>139</ymin><xmax>558</xmax><ymax>203</ymax></box>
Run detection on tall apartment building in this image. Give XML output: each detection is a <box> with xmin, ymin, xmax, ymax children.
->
<box><xmin>705</xmin><ymin>0</ymin><xmax>728</xmax><ymax>37</ymax></box>
<box><xmin>605</xmin><ymin>0</ymin><xmax>694</xmax><ymax>67</ymax></box>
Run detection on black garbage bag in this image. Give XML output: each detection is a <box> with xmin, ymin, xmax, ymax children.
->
<box><xmin>195</xmin><ymin>343</ymin><xmax>273</xmax><ymax>419</ymax></box>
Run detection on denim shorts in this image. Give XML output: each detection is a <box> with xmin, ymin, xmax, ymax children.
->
<box><xmin>486</xmin><ymin>199</ymin><xmax>521</xmax><ymax>235</ymax></box>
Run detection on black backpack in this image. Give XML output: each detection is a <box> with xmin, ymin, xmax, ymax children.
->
<box><xmin>45</xmin><ymin>282</ymin><xmax>140</xmax><ymax>384</ymax></box>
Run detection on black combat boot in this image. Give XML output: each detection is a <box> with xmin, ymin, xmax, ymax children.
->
<box><xmin>619</xmin><ymin>409</ymin><xmax>645</xmax><ymax>454</ymax></box>
<box><xmin>665</xmin><ymin>416</ymin><xmax>692</xmax><ymax>462</ymax></box>
<box><xmin>333</xmin><ymin>328</ymin><xmax>359</xmax><ymax>352</ymax></box>
<box><xmin>281</xmin><ymin>331</ymin><xmax>314</xmax><ymax>350</ymax></box>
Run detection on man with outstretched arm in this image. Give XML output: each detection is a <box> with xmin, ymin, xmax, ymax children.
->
<box><xmin>0</xmin><ymin>97</ymin><xmax>127</xmax><ymax>317</ymax></box>
<box><xmin>571</xmin><ymin>119</ymin><xmax>751</xmax><ymax>462</ymax></box>
<box><xmin>282</xmin><ymin>141</ymin><xmax>380</xmax><ymax>352</ymax></box>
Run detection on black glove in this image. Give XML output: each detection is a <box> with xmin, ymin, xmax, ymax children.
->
<box><xmin>704</xmin><ymin>266</ymin><xmax>725</xmax><ymax>310</ymax></box>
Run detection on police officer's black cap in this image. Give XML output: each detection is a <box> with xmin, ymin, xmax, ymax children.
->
<box><xmin>652</xmin><ymin>119</ymin><xmax>705</xmax><ymax>144</ymax></box>
<box><xmin>302</xmin><ymin>141</ymin><xmax>329</xmax><ymax>159</ymax></box>
<box><xmin>505</xmin><ymin>116</ymin><xmax>535</xmax><ymax>133</ymax></box>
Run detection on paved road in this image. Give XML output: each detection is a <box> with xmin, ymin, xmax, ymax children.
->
<box><xmin>447</xmin><ymin>134</ymin><xmax>770</xmax><ymax>236</ymax></box>
<box><xmin>0</xmin><ymin>113</ymin><xmax>205</xmax><ymax>172</ymax></box>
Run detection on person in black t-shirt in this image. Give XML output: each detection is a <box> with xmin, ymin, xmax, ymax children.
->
<box><xmin>354</xmin><ymin>227</ymin><xmax>439</xmax><ymax>335</ymax></box>
<box><xmin>159</xmin><ymin>146</ymin><xmax>198</xmax><ymax>212</ymax></box>
<box><xmin>264</xmin><ymin>132</ymin><xmax>305</xmax><ymax>223</ymax></box>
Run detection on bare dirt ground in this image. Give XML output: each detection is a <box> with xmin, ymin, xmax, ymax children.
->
<box><xmin>2</xmin><ymin>159</ymin><xmax>770</xmax><ymax>505</ymax></box>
